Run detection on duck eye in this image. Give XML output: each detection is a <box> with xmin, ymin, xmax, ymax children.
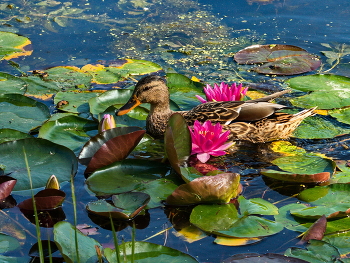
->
<box><xmin>142</xmin><ymin>85</ymin><xmax>152</xmax><ymax>92</ymax></box>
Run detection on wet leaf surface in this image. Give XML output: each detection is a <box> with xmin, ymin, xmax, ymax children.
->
<box><xmin>0</xmin><ymin>175</ymin><xmax>17</xmax><ymax>200</ymax></box>
<box><xmin>17</xmin><ymin>189</ymin><xmax>66</xmax><ymax>210</ymax></box>
<box><xmin>166</xmin><ymin>173</ymin><xmax>241</xmax><ymax>205</ymax></box>
<box><xmin>234</xmin><ymin>44</ymin><xmax>320</xmax><ymax>75</ymax></box>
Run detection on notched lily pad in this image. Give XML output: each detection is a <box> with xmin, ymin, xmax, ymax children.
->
<box><xmin>223</xmin><ymin>253</ymin><xmax>309</xmax><ymax>262</ymax></box>
<box><xmin>166</xmin><ymin>173</ymin><xmax>241</xmax><ymax>206</ymax></box>
<box><xmin>86</xmin><ymin>192</ymin><xmax>150</xmax><ymax>220</ymax></box>
<box><xmin>81</xmin><ymin>128</ymin><xmax>146</xmax><ymax>175</ymax></box>
<box><xmin>234</xmin><ymin>44</ymin><xmax>320</xmax><ymax>75</ymax></box>
<box><xmin>292</xmin><ymin>184</ymin><xmax>350</xmax><ymax>219</ymax></box>
<box><xmin>17</xmin><ymin>189</ymin><xmax>66</xmax><ymax>210</ymax></box>
<box><xmin>0</xmin><ymin>31</ymin><xmax>33</xmax><ymax>60</ymax></box>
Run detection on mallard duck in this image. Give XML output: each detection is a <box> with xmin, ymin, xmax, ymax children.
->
<box><xmin>116</xmin><ymin>75</ymin><xmax>316</xmax><ymax>143</ymax></box>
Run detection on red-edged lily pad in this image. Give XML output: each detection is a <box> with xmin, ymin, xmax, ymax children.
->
<box><xmin>234</xmin><ymin>44</ymin><xmax>320</xmax><ymax>75</ymax></box>
<box><xmin>166</xmin><ymin>173</ymin><xmax>241</xmax><ymax>206</ymax></box>
<box><xmin>299</xmin><ymin>215</ymin><xmax>327</xmax><ymax>244</ymax></box>
<box><xmin>0</xmin><ymin>175</ymin><xmax>17</xmax><ymax>200</ymax></box>
<box><xmin>79</xmin><ymin>127</ymin><xmax>145</xmax><ymax>175</ymax></box>
<box><xmin>17</xmin><ymin>189</ymin><xmax>66</xmax><ymax>210</ymax></box>
<box><xmin>86</xmin><ymin>192</ymin><xmax>150</xmax><ymax>220</ymax></box>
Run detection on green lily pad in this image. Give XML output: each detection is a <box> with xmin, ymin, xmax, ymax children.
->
<box><xmin>291</xmin><ymin>184</ymin><xmax>350</xmax><ymax>218</ymax></box>
<box><xmin>285</xmin><ymin>240</ymin><xmax>340</xmax><ymax>263</ymax></box>
<box><xmin>0</xmin><ymin>31</ymin><xmax>32</xmax><ymax>60</ymax></box>
<box><xmin>329</xmin><ymin>107</ymin><xmax>350</xmax><ymax>125</ymax></box>
<box><xmin>115</xmin><ymin>59</ymin><xmax>163</xmax><ymax>75</ymax></box>
<box><xmin>86</xmin><ymin>192</ymin><xmax>150</xmax><ymax>220</ymax></box>
<box><xmin>85</xmin><ymin>159</ymin><xmax>169</xmax><ymax>195</ymax></box>
<box><xmin>20</xmin><ymin>75</ymin><xmax>61</xmax><ymax>95</ymax></box>
<box><xmin>0</xmin><ymin>94</ymin><xmax>50</xmax><ymax>133</ymax></box>
<box><xmin>190</xmin><ymin>204</ymin><xmax>240</xmax><ymax>232</ymax></box>
<box><xmin>288</xmin><ymin>74</ymin><xmax>350</xmax><ymax>109</ymax></box>
<box><xmin>234</xmin><ymin>44</ymin><xmax>320</xmax><ymax>75</ymax></box>
<box><xmin>134</xmin><ymin>178</ymin><xmax>178</xmax><ymax>209</ymax></box>
<box><xmin>164</xmin><ymin>113</ymin><xmax>191</xmax><ymax>176</ymax></box>
<box><xmin>0</xmin><ymin>233</ymin><xmax>21</xmax><ymax>253</ymax></box>
<box><xmin>274</xmin><ymin>203</ymin><xmax>309</xmax><ymax>232</ymax></box>
<box><xmin>54</xmin><ymin>221</ymin><xmax>102</xmax><ymax>263</ymax></box>
<box><xmin>54</xmin><ymin>91</ymin><xmax>98</xmax><ymax>113</ymax></box>
<box><xmin>0</xmin><ymin>138</ymin><xmax>77</xmax><ymax>191</ymax></box>
<box><xmin>0</xmin><ymin>72</ymin><xmax>26</xmax><ymax>95</ymax></box>
<box><xmin>166</xmin><ymin>73</ymin><xmax>204</xmax><ymax>110</ymax></box>
<box><xmin>166</xmin><ymin>173</ymin><xmax>241</xmax><ymax>205</ymax></box>
<box><xmin>0</xmin><ymin>129</ymin><xmax>31</xmax><ymax>144</ymax></box>
<box><xmin>104</xmin><ymin>241</ymin><xmax>198</xmax><ymax>263</ymax></box>
<box><xmin>45</xmin><ymin>66</ymin><xmax>92</xmax><ymax>90</ymax></box>
<box><xmin>38</xmin><ymin>115</ymin><xmax>98</xmax><ymax>154</ymax></box>
<box><xmin>238</xmin><ymin>196</ymin><xmax>279</xmax><ymax>216</ymax></box>
<box><xmin>262</xmin><ymin>142</ymin><xmax>335</xmax><ymax>183</ymax></box>
<box><xmin>89</xmin><ymin>89</ymin><xmax>133</xmax><ymax>115</ymax></box>
<box><xmin>217</xmin><ymin>216</ymin><xmax>284</xmax><ymax>238</ymax></box>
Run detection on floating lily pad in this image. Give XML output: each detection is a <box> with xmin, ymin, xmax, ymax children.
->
<box><xmin>274</xmin><ymin>203</ymin><xmax>309</xmax><ymax>232</ymax></box>
<box><xmin>288</xmin><ymin>74</ymin><xmax>350</xmax><ymax>109</ymax></box>
<box><xmin>85</xmin><ymin>159</ymin><xmax>168</xmax><ymax>195</ymax></box>
<box><xmin>86</xmin><ymin>192</ymin><xmax>150</xmax><ymax>220</ymax></box>
<box><xmin>45</xmin><ymin>66</ymin><xmax>92</xmax><ymax>90</ymax></box>
<box><xmin>89</xmin><ymin>89</ymin><xmax>134</xmax><ymax>115</ymax></box>
<box><xmin>104</xmin><ymin>241</ymin><xmax>198</xmax><ymax>263</ymax></box>
<box><xmin>0</xmin><ymin>138</ymin><xmax>77</xmax><ymax>191</ymax></box>
<box><xmin>17</xmin><ymin>189</ymin><xmax>66</xmax><ymax>210</ymax></box>
<box><xmin>54</xmin><ymin>91</ymin><xmax>99</xmax><ymax>113</ymax></box>
<box><xmin>214</xmin><ymin>237</ymin><xmax>261</xmax><ymax>247</ymax></box>
<box><xmin>0</xmin><ymin>233</ymin><xmax>21</xmax><ymax>253</ymax></box>
<box><xmin>81</xmin><ymin>64</ymin><xmax>127</xmax><ymax>84</ymax></box>
<box><xmin>292</xmin><ymin>184</ymin><xmax>350</xmax><ymax>219</ymax></box>
<box><xmin>234</xmin><ymin>44</ymin><xmax>320</xmax><ymax>75</ymax></box>
<box><xmin>293</xmin><ymin>113</ymin><xmax>350</xmax><ymax>139</ymax></box>
<box><xmin>166</xmin><ymin>173</ymin><xmax>241</xmax><ymax>206</ymax></box>
<box><xmin>223</xmin><ymin>253</ymin><xmax>309</xmax><ymax>262</ymax></box>
<box><xmin>167</xmin><ymin>73</ymin><xmax>204</xmax><ymax>110</ymax></box>
<box><xmin>0</xmin><ymin>175</ymin><xmax>17</xmax><ymax>200</ymax></box>
<box><xmin>0</xmin><ymin>72</ymin><xmax>26</xmax><ymax>95</ymax></box>
<box><xmin>285</xmin><ymin>240</ymin><xmax>341</xmax><ymax>263</ymax></box>
<box><xmin>329</xmin><ymin>107</ymin><xmax>350</xmax><ymax>125</ymax></box>
<box><xmin>79</xmin><ymin>126</ymin><xmax>143</xmax><ymax>165</ymax></box>
<box><xmin>238</xmin><ymin>196</ymin><xmax>279</xmax><ymax>216</ymax></box>
<box><xmin>54</xmin><ymin>221</ymin><xmax>102</xmax><ymax>263</ymax></box>
<box><xmin>0</xmin><ymin>31</ymin><xmax>32</xmax><ymax>60</ymax></box>
<box><xmin>0</xmin><ymin>129</ymin><xmax>31</xmax><ymax>144</ymax></box>
<box><xmin>0</xmin><ymin>94</ymin><xmax>50</xmax><ymax>133</ymax></box>
<box><xmin>20</xmin><ymin>75</ymin><xmax>61</xmax><ymax>95</ymax></box>
<box><xmin>134</xmin><ymin>178</ymin><xmax>178</xmax><ymax>209</ymax></box>
<box><xmin>83</xmin><ymin>128</ymin><xmax>145</xmax><ymax>175</ymax></box>
<box><xmin>262</xmin><ymin>141</ymin><xmax>335</xmax><ymax>183</ymax></box>
<box><xmin>164</xmin><ymin>113</ymin><xmax>191</xmax><ymax>176</ymax></box>
<box><xmin>38</xmin><ymin>115</ymin><xmax>98</xmax><ymax>154</ymax></box>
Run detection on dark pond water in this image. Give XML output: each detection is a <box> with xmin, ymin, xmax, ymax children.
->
<box><xmin>1</xmin><ymin>0</ymin><xmax>350</xmax><ymax>262</ymax></box>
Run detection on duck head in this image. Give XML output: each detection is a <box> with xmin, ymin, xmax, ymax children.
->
<box><xmin>116</xmin><ymin>75</ymin><xmax>170</xmax><ymax>116</ymax></box>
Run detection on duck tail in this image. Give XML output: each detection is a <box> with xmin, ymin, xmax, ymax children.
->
<box><xmin>291</xmin><ymin>107</ymin><xmax>317</xmax><ymax>121</ymax></box>
<box><xmin>248</xmin><ymin>89</ymin><xmax>291</xmax><ymax>103</ymax></box>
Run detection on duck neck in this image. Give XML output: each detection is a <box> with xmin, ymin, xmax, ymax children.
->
<box><xmin>146</xmin><ymin>101</ymin><xmax>174</xmax><ymax>138</ymax></box>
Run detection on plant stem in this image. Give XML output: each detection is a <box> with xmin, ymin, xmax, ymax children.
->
<box><xmin>70</xmin><ymin>167</ymin><xmax>80</xmax><ymax>263</ymax></box>
<box><xmin>109</xmin><ymin>213</ymin><xmax>121</xmax><ymax>263</ymax></box>
<box><xmin>23</xmin><ymin>148</ymin><xmax>44</xmax><ymax>263</ymax></box>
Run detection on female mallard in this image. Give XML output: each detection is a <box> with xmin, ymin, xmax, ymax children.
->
<box><xmin>116</xmin><ymin>75</ymin><xmax>316</xmax><ymax>143</ymax></box>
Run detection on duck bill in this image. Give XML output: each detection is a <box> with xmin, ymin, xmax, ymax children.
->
<box><xmin>116</xmin><ymin>96</ymin><xmax>141</xmax><ymax>115</ymax></box>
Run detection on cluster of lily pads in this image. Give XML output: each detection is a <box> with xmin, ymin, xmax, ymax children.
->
<box><xmin>2</xmin><ymin>31</ymin><xmax>350</xmax><ymax>262</ymax></box>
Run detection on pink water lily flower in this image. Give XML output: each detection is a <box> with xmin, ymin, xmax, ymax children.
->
<box><xmin>196</xmin><ymin>82</ymin><xmax>248</xmax><ymax>103</ymax></box>
<box><xmin>99</xmin><ymin>114</ymin><xmax>116</xmax><ymax>133</ymax></box>
<box><xmin>189</xmin><ymin>120</ymin><xmax>234</xmax><ymax>163</ymax></box>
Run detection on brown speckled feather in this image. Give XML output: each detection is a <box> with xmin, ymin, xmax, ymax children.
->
<box><xmin>116</xmin><ymin>75</ymin><xmax>316</xmax><ymax>142</ymax></box>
